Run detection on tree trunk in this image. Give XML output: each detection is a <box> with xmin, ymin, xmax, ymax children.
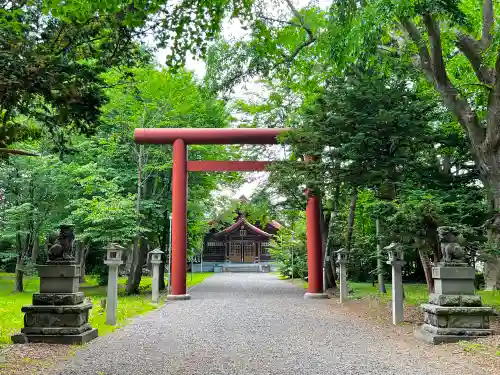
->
<box><xmin>376</xmin><ymin>217</ymin><xmax>386</xmax><ymax>293</ymax></box>
<box><xmin>346</xmin><ymin>188</ymin><xmax>358</xmax><ymax>252</ymax></box>
<box><xmin>31</xmin><ymin>229</ymin><xmax>40</xmax><ymax>265</ymax></box>
<box><xmin>324</xmin><ymin>212</ymin><xmax>337</xmax><ymax>289</ymax></box>
<box><xmin>127</xmin><ymin>144</ymin><xmax>145</xmax><ymax>295</ymax></box>
<box><xmin>15</xmin><ymin>255</ymin><xmax>23</xmax><ymax>292</ymax></box>
<box><xmin>158</xmin><ymin>210</ymin><xmax>170</xmax><ymax>291</ymax></box>
<box><xmin>419</xmin><ymin>248</ymin><xmax>435</xmax><ymax>293</ymax></box>
<box><xmin>482</xmin><ymin>159</ymin><xmax>500</xmax><ymax>290</ymax></box>
<box><xmin>159</xmin><ymin>252</ymin><xmax>166</xmax><ymax>290</ymax></box>
<box><xmin>75</xmin><ymin>241</ymin><xmax>88</xmax><ymax>283</ymax></box>
<box><xmin>320</xmin><ymin>206</ymin><xmax>335</xmax><ymax>289</ymax></box>
<box><xmin>126</xmin><ymin>236</ymin><xmax>149</xmax><ymax>295</ymax></box>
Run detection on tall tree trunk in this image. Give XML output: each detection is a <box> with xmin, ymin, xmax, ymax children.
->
<box><xmin>320</xmin><ymin>206</ymin><xmax>335</xmax><ymax>289</ymax></box>
<box><xmin>418</xmin><ymin>247</ymin><xmax>434</xmax><ymax>293</ymax></box>
<box><xmin>324</xmin><ymin>211</ymin><xmax>337</xmax><ymax>289</ymax></box>
<box><xmin>483</xmin><ymin>161</ymin><xmax>500</xmax><ymax>290</ymax></box>
<box><xmin>158</xmin><ymin>210</ymin><xmax>170</xmax><ymax>290</ymax></box>
<box><xmin>376</xmin><ymin>217</ymin><xmax>386</xmax><ymax>293</ymax></box>
<box><xmin>346</xmin><ymin>188</ymin><xmax>358</xmax><ymax>252</ymax></box>
<box><xmin>31</xmin><ymin>228</ymin><xmax>40</xmax><ymax>265</ymax></box>
<box><xmin>14</xmin><ymin>224</ymin><xmax>24</xmax><ymax>292</ymax></box>
<box><xmin>127</xmin><ymin>144</ymin><xmax>144</xmax><ymax>294</ymax></box>
<box><xmin>75</xmin><ymin>241</ymin><xmax>88</xmax><ymax>283</ymax></box>
<box><xmin>15</xmin><ymin>254</ymin><xmax>23</xmax><ymax>292</ymax></box>
<box><xmin>126</xmin><ymin>236</ymin><xmax>149</xmax><ymax>295</ymax></box>
<box><xmin>158</xmin><ymin>252</ymin><xmax>166</xmax><ymax>291</ymax></box>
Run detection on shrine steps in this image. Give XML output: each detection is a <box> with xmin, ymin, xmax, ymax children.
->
<box><xmin>223</xmin><ymin>263</ymin><xmax>268</xmax><ymax>273</ymax></box>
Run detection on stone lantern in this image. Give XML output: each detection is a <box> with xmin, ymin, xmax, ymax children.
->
<box><xmin>335</xmin><ymin>248</ymin><xmax>349</xmax><ymax>303</ymax></box>
<box><xmin>149</xmin><ymin>248</ymin><xmax>164</xmax><ymax>304</ymax></box>
<box><xmin>384</xmin><ymin>242</ymin><xmax>406</xmax><ymax>325</ymax></box>
<box><xmin>105</xmin><ymin>243</ymin><xmax>125</xmax><ymax>265</ymax></box>
<box><xmin>385</xmin><ymin>242</ymin><xmax>404</xmax><ymax>263</ymax></box>
<box><xmin>336</xmin><ymin>248</ymin><xmax>349</xmax><ymax>264</ymax></box>
<box><xmin>104</xmin><ymin>243</ymin><xmax>125</xmax><ymax>325</ymax></box>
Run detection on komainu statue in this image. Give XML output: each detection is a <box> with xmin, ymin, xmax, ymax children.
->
<box><xmin>437</xmin><ymin>226</ymin><xmax>465</xmax><ymax>263</ymax></box>
<box><xmin>48</xmin><ymin>224</ymin><xmax>75</xmax><ymax>261</ymax></box>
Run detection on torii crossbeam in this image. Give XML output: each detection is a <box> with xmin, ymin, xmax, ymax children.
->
<box><xmin>134</xmin><ymin>128</ymin><xmax>326</xmax><ymax>300</ymax></box>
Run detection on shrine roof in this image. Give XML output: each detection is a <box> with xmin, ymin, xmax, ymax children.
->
<box><xmin>213</xmin><ymin>216</ymin><xmax>273</xmax><ymax>238</ymax></box>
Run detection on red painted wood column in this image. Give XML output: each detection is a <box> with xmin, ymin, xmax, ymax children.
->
<box><xmin>303</xmin><ymin>155</ymin><xmax>328</xmax><ymax>299</ymax></box>
<box><xmin>305</xmin><ymin>191</ymin><xmax>323</xmax><ymax>295</ymax></box>
<box><xmin>169</xmin><ymin>138</ymin><xmax>190</xmax><ymax>299</ymax></box>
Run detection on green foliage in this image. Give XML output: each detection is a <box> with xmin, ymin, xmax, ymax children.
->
<box><xmin>288</xmin><ymin>69</ymin><xmax>438</xmax><ymax>191</ymax></box>
<box><xmin>0</xmin><ymin>66</ymin><xmax>242</xmax><ymax>287</ymax></box>
<box><xmin>269</xmin><ymin>213</ymin><xmax>308</xmax><ymax>279</ymax></box>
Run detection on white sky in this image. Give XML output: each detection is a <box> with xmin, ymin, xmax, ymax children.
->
<box><xmin>152</xmin><ymin>0</ymin><xmax>328</xmax><ymax>198</ymax></box>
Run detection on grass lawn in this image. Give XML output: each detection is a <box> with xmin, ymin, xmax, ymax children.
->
<box><xmin>0</xmin><ymin>272</ymin><xmax>212</xmax><ymax>345</ymax></box>
<box><xmin>279</xmin><ymin>274</ymin><xmax>500</xmax><ymax>311</ymax></box>
<box><xmin>347</xmin><ymin>281</ymin><xmax>500</xmax><ymax>310</ymax></box>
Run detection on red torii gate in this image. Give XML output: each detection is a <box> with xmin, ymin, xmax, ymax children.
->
<box><xmin>134</xmin><ymin>128</ymin><xmax>327</xmax><ymax>300</ymax></box>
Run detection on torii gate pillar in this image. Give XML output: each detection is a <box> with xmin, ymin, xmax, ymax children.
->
<box><xmin>304</xmin><ymin>193</ymin><xmax>327</xmax><ymax>298</ymax></box>
<box><xmin>169</xmin><ymin>139</ymin><xmax>190</xmax><ymax>300</ymax></box>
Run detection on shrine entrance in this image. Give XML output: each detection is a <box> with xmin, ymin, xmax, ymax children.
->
<box><xmin>134</xmin><ymin>128</ymin><xmax>326</xmax><ymax>300</ymax></box>
<box><xmin>228</xmin><ymin>241</ymin><xmax>255</xmax><ymax>262</ymax></box>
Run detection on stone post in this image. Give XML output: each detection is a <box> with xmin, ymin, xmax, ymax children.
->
<box><xmin>384</xmin><ymin>242</ymin><xmax>406</xmax><ymax>325</ymax></box>
<box><xmin>336</xmin><ymin>248</ymin><xmax>348</xmax><ymax>303</ymax></box>
<box><xmin>104</xmin><ymin>243</ymin><xmax>124</xmax><ymax>325</ymax></box>
<box><xmin>149</xmin><ymin>248</ymin><xmax>164</xmax><ymax>304</ymax></box>
<box><xmin>415</xmin><ymin>227</ymin><xmax>495</xmax><ymax>344</ymax></box>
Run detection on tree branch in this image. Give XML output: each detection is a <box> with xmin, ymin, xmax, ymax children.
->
<box><xmin>401</xmin><ymin>16</ymin><xmax>485</xmax><ymax>148</ymax></box>
<box><xmin>482</xmin><ymin>0</ymin><xmax>494</xmax><ymax>48</ymax></box>
<box><xmin>484</xmin><ymin>48</ymin><xmax>500</xmax><ymax>151</ymax></box>
<box><xmin>456</xmin><ymin>34</ymin><xmax>494</xmax><ymax>85</ymax></box>
<box><xmin>285</xmin><ymin>0</ymin><xmax>314</xmax><ymax>40</ymax></box>
<box><xmin>423</xmin><ymin>13</ymin><xmax>447</xmax><ymax>85</ymax></box>
<box><xmin>259</xmin><ymin>15</ymin><xmax>302</xmax><ymax>28</ymax></box>
<box><xmin>0</xmin><ymin>148</ymin><xmax>39</xmax><ymax>156</ymax></box>
<box><xmin>279</xmin><ymin>0</ymin><xmax>316</xmax><ymax>63</ymax></box>
<box><xmin>400</xmin><ymin>19</ymin><xmax>434</xmax><ymax>81</ymax></box>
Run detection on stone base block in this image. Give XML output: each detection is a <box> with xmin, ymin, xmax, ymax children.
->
<box><xmin>428</xmin><ymin>293</ymin><xmax>482</xmax><ymax>307</ymax></box>
<box><xmin>422</xmin><ymin>304</ymin><xmax>494</xmax><ymax>329</ymax></box>
<box><xmin>33</xmin><ymin>292</ymin><xmax>85</xmax><ymax>306</ymax></box>
<box><xmin>22</xmin><ymin>323</ymin><xmax>92</xmax><ymax>335</ymax></box>
<box><xmin>167</xmin><ymin>294</ymin><xmax>191</xmax><ymax>301</ymax></box>
<box><xmin>12</xmin><ymin>328</ymin><xmax>98</xmax><ymax>345</ymax></box>
<box><xmin>420</xmin><ymin>323</ymin><xmax>492</xmax><ymax>337</ymax></box>
<box><xmin>39</xmin><ymin>277</ymin><xmax>79</xmax><ymax>294</ymax></box>
<box><xmin>415</xmin><ymin>325</ymin><xmax>491</xmax><ymax>345</ymax></box>
<box><xmin>304</xmin><ymin>292</ymin><xmax>329</xmax><ymax>299</ymax></box>
<box><xmin>38</xmin><ymin>264</ymin><xmax>80</xmax><ymax>278</ymax></box>
<box><xmin>23</xmin><ymin>302</ymin><xmax>92</xmax><ymax>328</ymax></box>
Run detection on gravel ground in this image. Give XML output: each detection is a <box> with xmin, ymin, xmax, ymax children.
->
<box><xmin>54</xmin><ymin>273</ymin><xmax>490</xmax><ymax>375</ymax></box>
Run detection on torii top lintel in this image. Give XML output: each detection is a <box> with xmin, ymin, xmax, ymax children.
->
<box><xmin>134</xmin><ymin>128</ymin><xmax>290</xmax><ymax>145</ymax></box>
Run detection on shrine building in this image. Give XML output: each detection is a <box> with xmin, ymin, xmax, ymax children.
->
<box><xmin>194</xmin><ymin>200</ymin><xmax>282</xmax><ymax>272</ymax></box>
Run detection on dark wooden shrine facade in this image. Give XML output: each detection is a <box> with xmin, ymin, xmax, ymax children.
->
<box><xmin>203</xmin><ymin>216</ymin><xmax>281</xmax><ymax>263</ymax></box>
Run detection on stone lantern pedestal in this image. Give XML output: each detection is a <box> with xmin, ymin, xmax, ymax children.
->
<box><xmin>385</xmin><ymin>242</ymin><xmax>406</xmax><ymax>325</ymax></box>
<box><xmin>336</xmin><ymin>248</ymin><xmax>349</xmax><ymax>303</ymax></box>
<box><xmin>11</xmin><ymin>225</ymin><xmax>97</xmax><ymax>344</ymax></box>
<box><xmin>415</xmin><ymin>227</ymin><xmax>495</xmax><ymax>344</ymax></box>
<box><xmin>12</xmin><ymin>261</ymin><xmax>98</xmax><ymax>344</ymax></box>
<box><xmin>104</xmin><ymin>243</ymin><xmax>125</xmax><ymax>325</ymax></box>
<box><xmin>149</xmin><ymin>248</ymin><xmax>164</xmax><ymax>304</ymax></box>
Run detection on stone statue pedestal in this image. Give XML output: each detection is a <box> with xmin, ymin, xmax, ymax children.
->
<box><xmin>12</xmin><ymin>261</ymin><xmax>98</xmax><ymax>344</ymax></box>
<box><xmin>415</xmin><ymin>262</ymin><xmax>495</xmax><ymax>344</ymax></box>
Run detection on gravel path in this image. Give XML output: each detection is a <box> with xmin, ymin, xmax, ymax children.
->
<box><xmin>54</xmin><ymin>273</ymin><xmax>488</xmax><ymax>375</ymax></box>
